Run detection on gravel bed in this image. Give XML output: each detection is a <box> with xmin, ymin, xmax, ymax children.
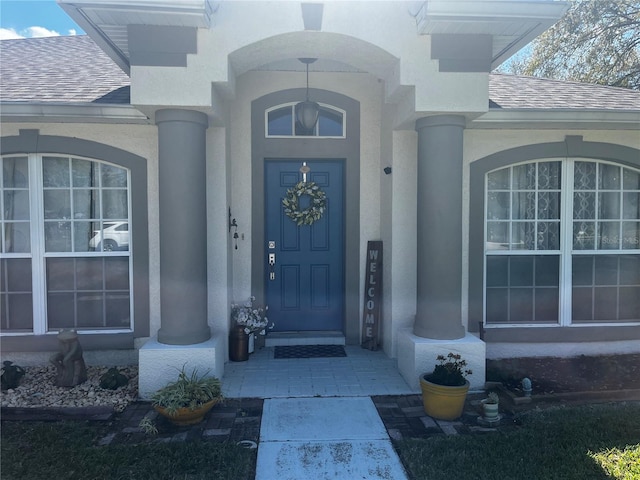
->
<box><xmin>1</xmin><ymin>365</ymin><xmax>138</xmax><ymax>413</ymax></box>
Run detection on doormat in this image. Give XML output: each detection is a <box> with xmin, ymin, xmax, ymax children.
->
<box><xmin>274</xmin><ymin>344</ymin><xmax>347</xmax><ymax>359</ymax></box>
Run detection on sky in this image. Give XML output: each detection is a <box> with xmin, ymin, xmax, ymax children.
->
<box><xmin>0</xmin><ymin>0</ymin><xmax>84</xmax><ymax>39</ymax></box>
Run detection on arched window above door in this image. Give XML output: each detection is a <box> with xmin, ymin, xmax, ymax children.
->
<box><xmin>266</xmin><ymin>103</ymin><xmax>346</xmax><ymax>138</ymax></box>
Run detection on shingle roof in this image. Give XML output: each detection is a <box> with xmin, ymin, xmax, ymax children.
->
<box><xmin>489</xmin><ymin>73</ymin><xmax>640</xmax><ymax>110</ymax></box>
<box><xmin>1</xmin><ymin>35</ymin><xmax>639</xmax><ymax>111</ymax></box>
<box><xmin>0</xmin><ymin>35</ymin><xmax>130</xmax><ymax>104</ymax></box>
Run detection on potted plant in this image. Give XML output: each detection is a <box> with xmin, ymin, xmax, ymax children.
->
<box><xmin>229</xmin><ymin>296</ymin><xmax>272</xmax><ymax>361</ymax></box>
<box><xmin>481</xmin><ymin>391</ymin><xmax>500</xmax><ymax>420</ymax></box>
<box><xmin>151</xmin><ymin>366</ymin><xmax>223</xmax><ymax>426</ymax></box>
<box><xmin>420</xmin><ymin>352</ymin><xmax>472</xmax><ymax>420</ymax></box>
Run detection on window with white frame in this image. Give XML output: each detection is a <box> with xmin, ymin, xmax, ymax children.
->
<box><xmin>485</xmin><ymin>159</ymin><xmax>640</xmax><ymax>326</ymax></box>
<box><xmin>266</xmin><ymin>103</ymin><xmax>345</xmax><ymax>138</ymax></box>
<box><xmin>1</xmin><ymin>154</ymin><xmax>132</xmax><ymax>334</ymax></box>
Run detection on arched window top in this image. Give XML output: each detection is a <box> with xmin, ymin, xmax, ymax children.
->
<box><xmin>266</xmin><ymin>102</ymin><xmax>346</xmax><ymax>138</ymax></box>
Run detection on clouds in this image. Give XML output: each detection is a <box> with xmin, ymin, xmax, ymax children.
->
<box><xmin>0</xmin><ymin>26</ymin><xmax>77</xmax><ymax>40</ymax></box>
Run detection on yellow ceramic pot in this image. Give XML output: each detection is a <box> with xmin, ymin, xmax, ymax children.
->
<box><xmin>154</xmin><ymin>399</ymin><xmax>219</xmax><ymax>426</ymax></box>
<box><xmin>420</xmin><ymin>377</ymin><xmax>470</xmax><ymax>420</ymax></box>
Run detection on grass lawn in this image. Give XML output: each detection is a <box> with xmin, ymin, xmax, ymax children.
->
<box><xmin>396</xmin><ymin>402</ymin><xmax>640</xmax><ymax>480</ymax></box>
<box><xmin>0</xmin><ymin>421</ymin><xmax>256</xmax><ymax>480</ymax></box>
<box><xmin>1</xmin><ymin>402</ymin><xmax>638</xmax><ymax>480</ymax></box>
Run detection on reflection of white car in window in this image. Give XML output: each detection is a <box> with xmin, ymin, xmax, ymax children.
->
<box><xmin>89</xmin><ymin>222</ymin><xmax>129</xmax><ymax>251</ymax></box>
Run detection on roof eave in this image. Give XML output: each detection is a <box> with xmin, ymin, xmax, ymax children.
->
<box><xmin>0</xmin><ymin>102</ymin><xmax>151</xmax><ymax>124</ymax></box>
<box><xmin>470</xmin><ymin>108</ymin><xmax>640</xmax><ymax>130</ymax></box>
<box><xmin>414</xmin><ymin>0</ymin><xmax>570</xmax><ymax>69</ymax></box>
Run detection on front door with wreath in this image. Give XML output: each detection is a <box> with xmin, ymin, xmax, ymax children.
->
<box><xmin>264</xmin><ymin>159</ymin><xmax>345</xmax><ymax>331</ymax></box>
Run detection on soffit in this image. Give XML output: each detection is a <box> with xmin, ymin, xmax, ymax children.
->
<box><xmin>57</xmin><ymin>0</ymin><xmax>215</xmax><ymax>73</ymax></box>
<box><xmin>414</xmin><ymin>0</ymin><xmax>569</xmax><ymax>68</ymax></box>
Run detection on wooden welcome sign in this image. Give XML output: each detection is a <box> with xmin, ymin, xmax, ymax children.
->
<box><xmin>361</xmin><ymin>241</ymin><xmax>382</xmax><ymax>351</ymax></box>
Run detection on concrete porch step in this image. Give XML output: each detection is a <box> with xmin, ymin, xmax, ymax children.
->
<box><xmin>265</xmin><ymin>331</ymin><xmax>345</xmax><ymax>347</ymax></box>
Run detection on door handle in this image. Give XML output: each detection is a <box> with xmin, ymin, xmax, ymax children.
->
<box><xmin>268</xmin><ymin>253</ymin><xmax>276</xmax><ymax>280</ymax></box>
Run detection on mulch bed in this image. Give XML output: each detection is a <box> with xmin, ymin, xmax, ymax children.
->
<box><xmin>487</xmin><ymin>353</ymin><xmax>640</xmax><ymax>395</ymax></box>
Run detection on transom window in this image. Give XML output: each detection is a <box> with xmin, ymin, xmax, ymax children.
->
<box><xmin>485</xmin><ymin>159</ymin><xmax>640</xmax><ymax>326</ymax></box>
<box><xmin>1</xmin><ymin>154</ymin><xmax>132</xmax><ymax>334</ymax></box>
<box><xmin>266</xmin><ymin>103</ymin><xmax>345</xmax><ymax>138</ymax></box>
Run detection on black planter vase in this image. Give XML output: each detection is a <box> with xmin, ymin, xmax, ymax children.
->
<box><xmin>229</xmin><ymin>325</ymin><xmax>249</xmax><ymax>362</ymax></box>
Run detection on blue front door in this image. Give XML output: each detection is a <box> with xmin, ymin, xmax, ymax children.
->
<box><xmin>265</xmin><ymin>159</ymin><xmax>344</xmax><ymax>332</ymax></box>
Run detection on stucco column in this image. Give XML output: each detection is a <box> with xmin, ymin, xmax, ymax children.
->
<box><xmin>414</xmin><ymin>115</ymin><xmax>466</xmax><ymax>340</ymax></box>
<box><xmin>156</xmin><ymin>109</ymin><xmax>210</xmax><ymax>345</ymax></box>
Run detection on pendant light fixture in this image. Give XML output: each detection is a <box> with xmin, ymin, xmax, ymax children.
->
<box><xmin>295</xmin><ymin>58</ymin><xmax>320</xmax><ymax>133</ymax></box>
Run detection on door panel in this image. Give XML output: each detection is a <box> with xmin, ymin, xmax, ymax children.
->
<box><xmin>265</xmin><ymin>159</ymin><xmax>344</xmax><ymax>331</ymax></box>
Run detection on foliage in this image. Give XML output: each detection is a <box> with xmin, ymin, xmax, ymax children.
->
<box><xmin>503</xmin><ymin>0</ymin><xmax>640</xmax><ymax>89</ymax></box>
<box><xmin>138</xmin><ymin>416</ymin><xmax>159</xmax><ymax>436</ymax></box>
<box><xmin>589</xmin><ymin>444</ymin><xmax>640</xmax><ymax>480</ymax></box>
<box><xmin>423</xmin><ymin>353</ymin><xmax>471</xmax><ymax>387</ymax></box>
<box><xmin>397</xmin><ymin>403</ymin><xmax>640</xmax><ymax>480</ymax></box>
<box><xmin>282</xmin><ymin>181</ymin><xmax>327</xmax><ymax>226</ymax></box>
<box><xmin>98</xmin><ymin>367</ymin><xmax>129</xmax><ymax>390</ymax></box>
<box><xmin>231</xmin><ymin>296</ymin><xmax>272</xmax><ymax>334</ymax></box>
<box><xmin>1</xmin><ymin>360</ymin><xmax>25</xmax><ymax>390</ymax></box>
<box><xmin>151</xmin><ymin>367</ymin><xmax>223</xmax><ymax>415</ymax></box>
<box><xmin>1</xmin><ymin>421</ymin><xmax>255</xmax><ymax>480</ymax></box>
<box><xmin>485</xmin><ymin>392</ymin><xmax>499</xmax><ymax>404</ymax></box>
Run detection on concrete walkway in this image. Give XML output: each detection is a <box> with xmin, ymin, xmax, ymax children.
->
<box><xmin>256</xmin><ymin>397</ymin><xmax>408</xmax><ymax>480</ymax></box>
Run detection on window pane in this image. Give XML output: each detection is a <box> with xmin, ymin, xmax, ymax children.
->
<box><xmin>486</xmin><ymin>288</ymin><xmax>508</xmax><ymax>323</ymax></box>
<box><xmin>535</xmin><ymin>256</ymin><xmax>559</xmax><ymax>286</ymax></box>
<box><xmin>599</xmin><ymin>164</ymin><xmax>621</xmax><ymax>190</ymax></box>
<box><xmin>598</xmin><ymin>222</ymin><xmax>620</xmax><ymax>249</ymax></box>
<box><xmin>487</xmin><ymin>192</ymin><xmax>510</xmax><ymax>220</ymax></box>
<box><xmin>487</xmin><ymin>169</ymin><xmax>509</xmax><ymax>190</ymax></box>
<box><xmin>3</xmin><ymin>222</ymin><xmax>30</xmax><ymax>253</ymax></box>
<box><xmin>101</xmin><ymin>164</ymin><xmax>127</xmax><ymax>188</ymax></box>
<box><xmin>622</xmin><ymin>222</ymin><xmax>640</xmax><ymax>249</ymax></box>
<box><xmin>46</xmin><ymin>258</ymin><xmax>131</xmax><ymax>330</ymax></box>
<box><xmin>1</xmin><ymin>258</ymin><xmax>33</xmax><ymax>331</ymax></box>
<box><xmin>486</xmin><ymin>256</ymin><xmax>508</xmax><ymax>286</ymax></box>
<box><xmin>510</xmin><ymin>288</ymin><xmax>533</xmax><ymax>322</ymax></box>
<box><xmin>574</xmin><ymin>161</ymin><xmax>597</xmax><ymax>190</ymax></box>
<box><xmin>72</xmin><ymin>159</ymin><xmax>99</xmax><ymax>187</ymax></box>
<box><xmin>486</xmin><ymin>222</ymin><xmax>509</xmax><ymax>250</ymax></box>
<box><xmin>511</xmin><ymin>256</ymin><xmax>534</xmax><ymax>286</ymax></box>
<box><xmin>2</xmin><ymin>157</ymin><xmax>28</xmax><ymax>188</ymax></box>
<box><xmin>572</xmin><ymin>254</ymin><xmax>640</xmax><ymax>323</ymax></box>
<box><xmin>45</xmin><ymin>221</ymin><xmax>72</xmax><ymax>252</ymax></box>
<box><xmin>536</xmin><ymin>288</ymin><xmax>559</xmax><ymax>322</ymax></box>
<box><xmin>537</xmin><ymin>162</ymin><xmax>561</xmax><ymax>190</ymax></box>
<box><xmin>537</xmin><ymin>222</ymin><xmax>560</xmax><ymax>250</ymax></box>
<box><xmin>598</xmin><ymin>192</ymin><xmax>621</xmax><ymax>219</ymax></box>
<box><xmin>573</xmin><ymin>192</ymin><xmax>595</xmax><ymax>219</ymax></box>
<box><xmin>623</xmin><ymin>169</ymin><xmax>640</xmax><ymax>190</ymax></box>
<box><xmin>318</xmin><ymin>108</ymin><xmax>343</xmax><ymax>136</ymax></box>
<box><xmin>102</xmin><ymin>190</ymin><xmax>128</xmax><ymax>219</ymax></box>
<box><xmin>512</xmin><ymin>163</ymin><xmax>536</xmax><ymax>189</ymax></box>
<box><xmin>3</xmin><ymin>191</ymin><xmax>30</xmax><ymax>220</ymax></box>
<box><xmin>74</xmin><ymin>221</ymin><xmax>100</xmax><ymax>252</ymax></box>
<box><xmin>73</xmin><ymin>189</ymin><xmax>100</xmax><ymax>220</ymax></box>
<box><xmin>512</xmin><ymin>192</ymin><xmax>535</xmax><ymax>220</ymax></box>
<box><xmin>619</xmin><ymin>287</ymin><xmax>640</xmax><ymax>320</ymax></box>
<box><xmin>268</xmin><ymin>107</ymin><xmax>293</xmax><ymax>136</ymax></box>
<box><xmin>538</xmin><ymin>192</ymin><xmax>560</xmax><ymax>219</ymax></box>
<box><xmin>573</xmin><ymin>222</ymin><xmax>595</xmax><ymax>250</ymax></box>
<box><xmin>623</xmin><ymin>192</ymin><xmax>639</xmax><ymax>219</ymax></box>
<box><xmin>43</xmin><ymin>190</ymin><xmax>71</xmax><ymax>219</ymax></box>
<box><xmin>511</xmin><ymin>222</ymin><xmax>535</xmax><ymax>250</ymax></box>
<box><xmin>42</xmin><ymin>157</ymin><xmax>70</xmax><ymax>187</ymax></box>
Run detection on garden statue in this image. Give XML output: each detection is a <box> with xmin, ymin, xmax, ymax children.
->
<box><xmin>50</xmin><ymin>329</ymin><xmax>87</xmax><ymax>387</ymax></box>
<box><xmin>1</xmin><ymin>361</ymin><xmax>26</xmax><ymax>390</ymax></box>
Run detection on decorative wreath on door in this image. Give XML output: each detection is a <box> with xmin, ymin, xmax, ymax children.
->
<box><xmin>282</xmin><ymin>181</ymin><xmax>327</xmax><ymax>226</ymax></box>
